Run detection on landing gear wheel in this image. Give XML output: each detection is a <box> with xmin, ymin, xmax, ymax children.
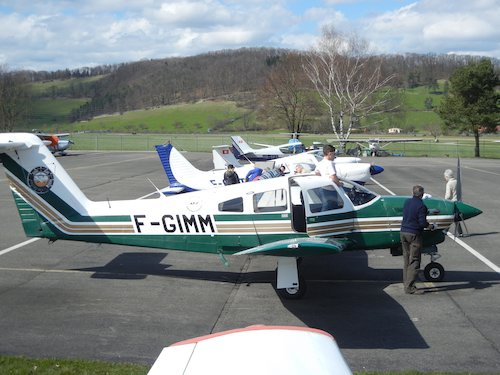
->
<box><xmin>277</xmin><ymin>275</ymin><xmax>307</xmax><ymax>300</ymax></box>
<box><xmin>424</xmin><ymin>262</ymin><xmax>445</xmax><ymax>282</ymax></box>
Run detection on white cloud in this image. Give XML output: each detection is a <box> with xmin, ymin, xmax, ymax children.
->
<box><xmin>362</xmin><ymin>0</ymin><xmax>500</xmax><ymax>57</ymax></box>
<box><xmin>0</xmin><ymin>0</ymin><xmax>498</xmax><ymax>71</ymax></box>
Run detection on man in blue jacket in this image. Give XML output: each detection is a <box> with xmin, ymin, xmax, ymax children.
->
<box><xmin>400</xmin><ymin>185</ymin><xmax>435</xmax><ymax>294</ymax></box>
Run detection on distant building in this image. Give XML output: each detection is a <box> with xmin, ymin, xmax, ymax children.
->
<box><xmin>388</xmin><ymin>127</ymin><xmax>402</xmax><ymax>134</ymax></box>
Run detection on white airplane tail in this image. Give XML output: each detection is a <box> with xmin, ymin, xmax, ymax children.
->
<box><xmin>155</xmin><ymin>143</ymin><xmax>206</xmax><ymax>192</ymax></box>
<box><xmin>212</xmin><ymin>145</ymin><xmax>244</xmax><ymax>169</ymax></box>
<box><xmin>0</xmin><ymin>133</ymin><xmax>93</xmax><ymax>238</ymax></box>
<box><xmin>230</xmin><ymin>135</ymin><xmax>254</xmax><ymax>157</ymax></box>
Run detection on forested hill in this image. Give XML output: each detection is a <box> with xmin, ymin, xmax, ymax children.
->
<box><xmin>70</xmin><ymin>48</ymin><xmax>283</xmax><ymax>121</ymax></box>
<box><xmin>26</xmin><ymin>47</ymin><xmax>495</xmax><ymax>122</ymax></box>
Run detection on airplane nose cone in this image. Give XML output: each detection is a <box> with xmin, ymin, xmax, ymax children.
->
<box><xmin>455</xmin><ymin>201</ymin><xmax>482</xmax><ymax>221</ymax></box>
<box><xmin>370</xmin><ymin>165</ymin><xmax>384</xmax><ymax>175</ymax></box>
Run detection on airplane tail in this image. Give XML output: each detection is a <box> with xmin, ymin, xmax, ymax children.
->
<box><xmin>212</xmin><ymin>145</ymin><xmax>244</xmax><ymax>169</ymax></box>
<box><xmin>154</xmin><ymin>143</ymin><xmax>200</xmax><ymax>193</ymax></box>
<box><xmin>0</xmin><ymin>133</ymin><xmax>93</xmax><ymax>239</ymax></box>
<box><xmin>230</xmin><ymin>136</ymin><xmax>254</xmax><ymax>158</ymax></box>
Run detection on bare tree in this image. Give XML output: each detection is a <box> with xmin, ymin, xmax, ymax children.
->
<box><xmin>303</xmin><ymin>26</ymin><xmax>396</xmax><ymax>140</ymax></box>
<box><xmin>0</xmin><ymin>67</ymin><xmax>31</xmax><ymax>132</ymax></box>
<box><xmin>258</xmin><ymin>52</ymin><xmax>319</xmax><ymax>134</ymax></box>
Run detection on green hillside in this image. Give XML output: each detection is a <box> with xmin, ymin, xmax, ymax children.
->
<box><xmin>73</xmin><ymin>101</ymin><xmax>254</xmax><ymax>133</ymax></box>
<box><xmin>21</xmin><ymin>76</ymin><xmax>450</xmax><ymax>135</ymax></box>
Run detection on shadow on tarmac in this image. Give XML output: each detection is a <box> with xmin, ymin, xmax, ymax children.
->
<box><xmin>72</xmin><ymin>250</ymin><xmax>499</xmax><ymax>350</ymax></box>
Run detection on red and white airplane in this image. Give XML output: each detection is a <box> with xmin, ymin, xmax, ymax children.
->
<box><xmin>34</xmin><ymin>132</ymin><xmax>74</xmax><ymax>155</ymax></box>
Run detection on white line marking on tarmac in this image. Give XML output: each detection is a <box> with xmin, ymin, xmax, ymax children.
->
<box><xmin>0</xmin><ymin>238</ymin><xmax>40</xmax><ymax>256</ymax></box>
<box><xmin>370</xmin><ymin>177</ymin><xmax>396</xmax><ymax>195</ymax></box>
<box><xmin>371</xmin><ymin>177</ymin><xmax>500</xmax><ymax>274</ymax></box>
<box><xmin>446</xmin><ymin>232</ymin><xmax>500</xmax><ymax>274</ymax></box>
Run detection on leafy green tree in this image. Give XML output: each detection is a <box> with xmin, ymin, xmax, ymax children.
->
<box><xmin>437</xmin><ymin>59</ymin><xmax>499</xmax><ymax>157</ymax></box>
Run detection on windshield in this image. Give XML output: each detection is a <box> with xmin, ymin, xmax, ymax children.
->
<box><xmin>341</xmin><ymin>180</ymin><xmax>377</xmax><ymax>206</ymax></box>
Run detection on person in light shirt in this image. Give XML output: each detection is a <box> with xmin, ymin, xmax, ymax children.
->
<box><xmin>316</xmin><ymin>144</ymin><xmax>342</xmax><ymax>186</ymax></box>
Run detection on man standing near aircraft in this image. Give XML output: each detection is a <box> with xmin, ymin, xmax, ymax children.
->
<box><xmin>400</xmin><ymin>185</ymin><xmax>435</xmax><ymax>295</ymax></box>
<box><xmin>223</xmin><ymin>164</ymin><xmax>240</xmax><ymax>185</ymax></box>
<box><xmin>316</xmin><ymin>144</ymin><xmax>342</xmax><ymax>186</ymax></box>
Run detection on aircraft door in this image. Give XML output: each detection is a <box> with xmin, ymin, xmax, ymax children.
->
<box><xmin>294</xmin><ymin>178</ymin><xmax>354</xmax><ymax>237</ymax></box>
<box><xmin>290</xmin><ymin>185</ymin><xmax>306</xmax><ymax>232</ymax></box>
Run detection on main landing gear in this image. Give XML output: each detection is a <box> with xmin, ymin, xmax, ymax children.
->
<box><xmin>275</xmin><ymin>257</ymin><xmax>307</xmax><ymax>300</ymax></box>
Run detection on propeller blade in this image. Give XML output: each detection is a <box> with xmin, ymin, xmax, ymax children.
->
<box><xmin>456</xmin><ymin>157</ymin><xmax>462</xmax><ymax>201</ymax></box>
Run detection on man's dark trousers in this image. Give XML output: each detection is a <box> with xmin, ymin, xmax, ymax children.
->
<box><xmin>400</xmin><ymin>231</ymin><xmax>422</xmax><ymax>292</ymax></box>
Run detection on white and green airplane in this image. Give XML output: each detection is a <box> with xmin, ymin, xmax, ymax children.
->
<box><xmin>0</xmin><ymin>133</ymin><xmax>482</xmax><ymax>299</ymax></box>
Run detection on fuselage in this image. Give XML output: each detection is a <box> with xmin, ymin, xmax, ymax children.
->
<box><xmin>0</xmin><ymin>133</ymin><xmax>481</xmax><ymax>259</ymax></box>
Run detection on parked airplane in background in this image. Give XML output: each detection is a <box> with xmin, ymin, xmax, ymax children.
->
<box><xmin>155</xmin><ymin>143</ymin><xmax>383</xmax><ymax>192</ymax></box>
<box><xmin>231</xmin><ymin>135</ymin><xmax>305</xmax><ymax>161</ymax></box>
<box><xmin>331</xmin><ymin>137</ymin><xmax>422</xmax><ymax>157</ymax></box>
<box><xmin>34</xmin><ymin>131</ymin><xmax>74</xmax><ymax>155</ymax></box>
<box><xmin>148</xmin><ymin>325</ymin><xmax>352</xmax><ymax>375</ymax></box>
<box><xmin>0</xmin><ymin>133</ymin><xmax>482</xmax><ymax>299</ymax></box>
<box><xmin>212</xmin><ymin>144</ymin><xmax>365</xmax><ymax>170</ymax></box>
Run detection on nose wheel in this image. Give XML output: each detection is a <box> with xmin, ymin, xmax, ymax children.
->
<box><xmin>424</xmin><ymin>262</ymin><xmax>445</xmax><ymax>282</ymax></box>
<box><xmin>422</xmin><ymin>245</ymin><xmax>445</xmax><ymax>282</ymax></box>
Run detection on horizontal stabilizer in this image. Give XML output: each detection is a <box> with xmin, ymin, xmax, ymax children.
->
<box><xmin>234</xmin><ymin>237</ymin><xmax>349</xmax><ymax>257</ymax></box>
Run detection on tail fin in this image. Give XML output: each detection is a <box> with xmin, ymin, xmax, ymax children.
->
<box><xmin>154</xmin><ymin>144</ymin><xmax>200</xmax><ymax>192</ymax></box>
<box><xmin>212</xmin><ymin>145</ymin><xmax>244</xmax><ymax>169</ymax></box>
<box><xmin>0</xmin><ymin>133</ymin><xmax>91</xmax><ymax>239</ymax></box>
<box><xmin>231</xmin><ymin>135</ymin><xmax>254</xmax><ymax>157</ymax></box>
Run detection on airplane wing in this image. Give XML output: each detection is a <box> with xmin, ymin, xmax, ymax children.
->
<box><xmin>252</xmin><ymin>142</ymin><xmax>275</xmax><ymax>148</ymax></box>
<box><xmin>234</xmin><ymin>237</ymin><xmax>350</xmax><ymax>257</ymax></box>
<box><xmin>35</xmin><ymin>132</ymin><xmax>70</xmax><ymax>137</ymax></box>
<box><xmin>379</xmin><ymin>138</ymin><xmax>422</xmax><ymax>143</ymax></box>
<box><xmin>148</xmin><ymin>325</ymin><xmax>352</xmax><ymax>375</ymax></box>
<box><xmin>328</xmin><ymin>138</ymin><xmax>422</xmax><ymax>143</ymax></box>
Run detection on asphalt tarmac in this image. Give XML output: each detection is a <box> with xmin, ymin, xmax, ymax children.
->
<box><xmin>0</xmin><ymin>150</ymin><xmax>499</xmax><ymax>372</ymax></box>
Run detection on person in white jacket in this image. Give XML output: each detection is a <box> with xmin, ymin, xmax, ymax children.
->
<box><xmin>444</xmin><ymin>169</ymin><xmax>463</xmax><ymax>236</ymax></box>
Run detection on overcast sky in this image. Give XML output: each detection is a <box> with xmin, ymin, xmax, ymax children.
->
<box><xmin>1</xmin><ymin>0</ymin><xmax>499</xmax><ymax>72</ymax></box>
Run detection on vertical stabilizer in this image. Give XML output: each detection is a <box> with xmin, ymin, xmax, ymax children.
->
<box><xmin>0</xmin><ymin>133</ymin><xmax>92</xmax><ymax>238</ymax></box>
<box><xmin>230</xmin><ymin>135</ymin><xmax>254</xmax><ymax>157</ymax></box>
<box><xmin>212</xmin><ymin>145</ymin><xmax>244</xmax><ymax>169</ymax></box>
<box><xmin>154</xmin><ymin>144</ymin><xmax>202</xmax><ymax>192</ymax></box>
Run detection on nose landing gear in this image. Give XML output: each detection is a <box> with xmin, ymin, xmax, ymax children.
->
<box><xmin>422</xmin><ymin>245</ymin><xmax>445</xmax><ymax>282</ymax></box>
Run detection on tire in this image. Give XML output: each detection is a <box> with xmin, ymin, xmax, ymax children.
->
<box><xmin>424</xmin><ymin>262</ymin><xmax>445</xmax><ymax>282</ymax></box>
<box><xmin>277</xmin><ymin>275</ymin><xmax>307</xmax><ymax>300</ymax></box>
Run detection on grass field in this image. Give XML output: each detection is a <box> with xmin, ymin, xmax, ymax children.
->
<box><xmin>67</xmin><ymin>133</ymin><xmax>500</xmax><ymax>159</ymax></box>
<box><xmin>0</xmin><ymin>355</ymin><xmax>490</xmax><ymax>375</ymax></box>
<box><xmin>0</xmin><ymin>355</ymin><xmax>148</xmax><ymax>374</ymax></box>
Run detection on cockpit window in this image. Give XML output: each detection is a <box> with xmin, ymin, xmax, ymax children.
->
<box><xmin>306</xmin><ymin>185</ymin><xmax>344</xmax><ymax>213</ymax></box>
<box><xmin>254</xmin><ymin>189</ymin><xmax>288</xmax><ymax>212</ymax></box>
<box><xmin>218</xmin><ymin>197</ymin><xmax>243</xmax><ymax>212</ymax></box>
<box><xmin>341</xmin><ymin>181</ymin><xmax>377</xmax><ymax>206</ymax></box>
